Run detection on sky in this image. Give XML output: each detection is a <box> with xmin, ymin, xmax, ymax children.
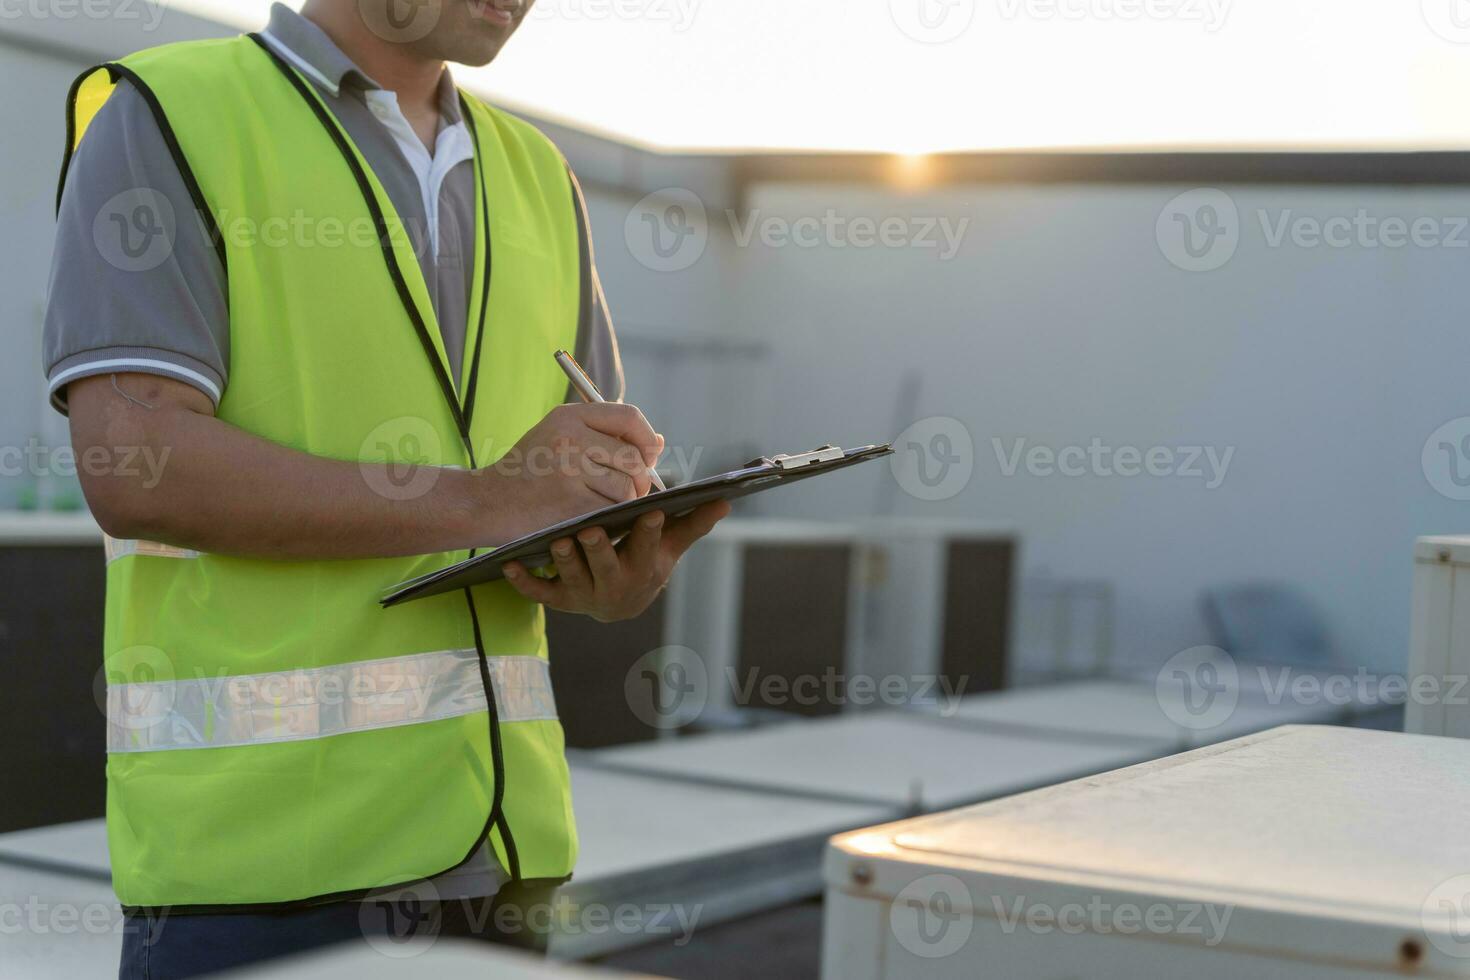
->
<box><xmin>181</xmin><ymin>0</ymin><xmax>1470</xmax><ymax>153</ymax></box>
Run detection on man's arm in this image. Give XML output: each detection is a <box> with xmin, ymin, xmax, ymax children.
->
<box><xmin>54</xmin><ymin>91</ymin><xmax>727</xmax><ymax>608</ymax></box>
<box><xmin>69</xmin><ymin>372</ymin><xmax>667</xmax><ymax>560</ymax></box>
<box><xmin>45</xmin><ymin>79</ymin><xmax>231</xmax><ymax>413</ymax></box>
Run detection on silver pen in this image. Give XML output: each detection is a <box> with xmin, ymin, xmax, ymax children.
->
<box><xmin>554</xmin><ymin>349</ymin><xmax>668</xmax><ymax>493</ymax></box>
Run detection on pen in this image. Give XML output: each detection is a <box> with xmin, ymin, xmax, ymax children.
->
<box><xmin>554</xmin><ymin>349</ymin><xmax>668</xmax><ymax>493</ymax></box>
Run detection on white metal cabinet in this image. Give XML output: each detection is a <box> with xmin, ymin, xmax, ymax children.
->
<box><xmin>823</xmin><ymin>725</ymin><xmax>1470</xmax><ymax>979</ymax></box>
<box><xmin>936</xmin><ymin>676</ymin><xmax>1348</xmax><ymax>750</ymax></box>
<box><xmin>1408</xmin><ymin>536</ymin><xmax>1470</xmax><ymax>737</ymax></box>
<box><xmin>660</xmin><ymin>519</ymin><xmax>863</xmax><ymax>724</ymax></box>
<box><xmin>589</xmin><ymin>711</ymin><xmax>1168</xmax><ymax>812</ymax></box>
<box><xmin>849</xmin><ymin>519</ymin><xmax>1016</xmax><ymax>705</ymax></box>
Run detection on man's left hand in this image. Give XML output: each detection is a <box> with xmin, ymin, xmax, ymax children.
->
<box><xmin>501</xmin><ymin>500</ymin><xmax>731</xmax><ymax>622</ymax></box>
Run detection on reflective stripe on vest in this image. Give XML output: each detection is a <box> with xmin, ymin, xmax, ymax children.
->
<box><xmin>107</xmin><ymin>651</ymin><xmax>556</xmax><ymax>752</ymax></box>
<box><xmin>104</xmin><ymin>536</ymin><xmax>200</xmax><ymax>564</ymax></box>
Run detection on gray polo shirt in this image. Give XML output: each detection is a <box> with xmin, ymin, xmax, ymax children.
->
<box><xmin>44</xmin><ymin>3</ymin><xmax>622</xmax><ymax>900</ymax></box>
<box><xmin>44</xmin><ymin>1</ymin><xmax>622</xmax><ymax>412</ymax></box>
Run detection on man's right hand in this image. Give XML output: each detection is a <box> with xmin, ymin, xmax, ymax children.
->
<box><xmin>471</xmin><ymin>402</ymin><xmax>665</xmax><ymax>545</ymax></box>
<box><xmin>65</xmin><ymin>373</ymin><xmax>669</xmax><ymax>560</ymax></box>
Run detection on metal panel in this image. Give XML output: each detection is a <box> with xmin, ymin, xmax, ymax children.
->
<box><xmin>734</xmin><ymin>543</ymin><xmax>855</xmax><ymax>718</ymax></box>
<box><xmin>0</xmin><ymin>864</ymin><xmax>123</xmax><ymax>979</ymax></box>
<box><xmin>559</xmin><ymin>762</ymin><xmax>892</xmax><ymax>959</ymax></box>
<box><xmin>590</xmin><ymin>712</ymin><xmax>1168</xmax><ymax>812</ymax></box>
<box><xmin>1409</xmin><ymin>545</ymin><xmax>1459</xmax><ymax>737</ymax></box>
<box><xmin>548</xmin><ymin>597</ymin><xmax>668</xmax><ymax>748</ymax></box>
<box><xmin>938</xmin><ymin>677</ymin><xmax>1348</xmax><ymax>751</ymax></box>
<box><xmin>0</xmin><ymin>543</ymin><xmax>106</xmax><ymax>832</ymax></box>
<box><xmin>823</xmin><ymin>726</ymin><xmax>1470</xmax><ymax>979</ymax></box>
<box><xmin>939</xmin><ymin>538</ymin><xmax>1013</xmax><ymax>696</ymax></box>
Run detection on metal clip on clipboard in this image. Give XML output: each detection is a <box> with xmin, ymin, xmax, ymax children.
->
<box><xmin>747</xmin><ymin>444</ymin><xmax>846</xmax><ymax>471</ymax></box>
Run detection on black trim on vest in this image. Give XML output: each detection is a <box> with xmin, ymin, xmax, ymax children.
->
<box><xmin>468</xmin><ymin>594</ymin><xmax>522</xmax><ymax>882</ymax></box>
<box><xmin>115</xmin><ymin>34</ymin><xmax>525</xmax><ymax>918</ymax></box>
<box><xmin>457</xmin><ymin>94</ymin><xmax>492</xmax><ymax>430</ymax></box>
<box><xmin>248</xmin><ymin>33</ymin><xmax>474</xmax><ymax>457</ymax></box>
<box><xmin>496</xmin><ymin>812</ymin><xmax>523</xmax><ymax>881</ymax></box>
<box><xmin>56</xmin><ymin>63</ymin><xmax>230</xmax><ymax>281</ymax></box>
<box><xmin>55</xmin><ymin>66</ymin><xmax>89</xmax><ymax>215</ymax></box>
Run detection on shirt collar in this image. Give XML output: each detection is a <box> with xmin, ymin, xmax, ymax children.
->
<box><xmin>262</xmin><ymin>3</ymin><xmax>366</xmax><ymax>97</ymax></box>
<box><xmin>260</xmin><ymin>2</ymin><xmax>462</xmax><ymax>126</ymax></box>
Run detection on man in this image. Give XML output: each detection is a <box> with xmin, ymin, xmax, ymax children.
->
<box><xmin>44</xmin><ymin>1</ymin><xmax>728</xmax><ymax>975</ymax></box>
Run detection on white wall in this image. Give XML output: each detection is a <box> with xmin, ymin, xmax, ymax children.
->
<box><xmin>0</xmin><ymin>42</ymin><xmax>75</xmax><ymax>509</ymax></box>
<box><xmin>711</xmin><ymin>181</ymin><xmax>1470</xmax><ymax>671</ymax></box>
<box><xmin>579</xmin><ymin>184</ymin><xmax>760</xmax><ymax>479</ymax></box>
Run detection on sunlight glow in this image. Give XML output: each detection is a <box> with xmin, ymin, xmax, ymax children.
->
<box><xmin>177</xmin><ymin>0</ymin><xmax>1470</xmax><ymax>153</ymax></box>
<box><xmin>889</xmin><ymin>154</ymin><xmax>934</xmax><ymax>191</ymax></box>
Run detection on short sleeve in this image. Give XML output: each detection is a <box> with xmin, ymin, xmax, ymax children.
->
<box><xmin>44</xmin><ymin>77</ymin><xmax>229</xmax><ymax>414</ymax></box>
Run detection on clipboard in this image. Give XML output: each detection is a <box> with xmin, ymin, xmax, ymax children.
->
<box><xmin>381</xmin><ymin>443</ymin><xmax>892</xmax><ymax>606</ymax></box>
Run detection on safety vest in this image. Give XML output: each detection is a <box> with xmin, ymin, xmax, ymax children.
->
<box><xmin>62</xmin><ymin>34</ymin><xmax>582</xmax><ymax>909</ymax></box>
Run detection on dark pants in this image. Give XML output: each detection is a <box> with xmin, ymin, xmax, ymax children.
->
<box><xmin>119</xmin><ymin>882</ymin><xmax>558</xmax><ymax>980</ymax></box>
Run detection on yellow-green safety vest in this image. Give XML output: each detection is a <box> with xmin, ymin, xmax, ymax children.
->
<box><xmin>62</xmin><ymin>32</ymin><xmax>582</xmax><ymax>910</ymax></box>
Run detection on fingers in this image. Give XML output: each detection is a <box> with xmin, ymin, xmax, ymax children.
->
<box><xmin>574</xmin><ymin>403</ymin><xmax>661</xmax><ymax>468</ymax></box>
<box><xmin>583</xmin><ymin>456</ymin><xmax>647</xmax><ymax>502</ymax></box>
<box><xmin>549</xmin><ymin>537</ymin><xmax>592</xmax><ymax>592</ymax></box>
<box><xmin>502</xmin><ymin>561</ymin><xmax>563</xmax><ymax>605</ymax></box>
<box><xmin>577</xmin><ymin>526</ymin><xmax>622</xmax><ymax>583</ymax></box>
<box><xmin>581</xmin><ymin>430</ymin><xmax>654</xmax><ymax>496</ymax></box>
<box><xmin>621</xmin><ymin>511</ymin><xmax>664</xmax><ymax>580</ymax></box>
<box><xmin>505</xmin><ymin>514</ymin><xmax>682</xmax><ymax>622</ymax></box>
<box><xmin>661</xmin><ymin>500</ymin><xmax>731</xmax><ymax>558</ymax></box>
<box><xmin>650</xmin><ymin>433</ymin><xmax>666</xmax><ymax>475</ymax></box>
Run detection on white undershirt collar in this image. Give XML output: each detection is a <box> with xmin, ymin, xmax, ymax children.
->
<box><xmin>259</xmin><ymin>28</ymin><xmax>474</xmax><ymax>259</ymax></box>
